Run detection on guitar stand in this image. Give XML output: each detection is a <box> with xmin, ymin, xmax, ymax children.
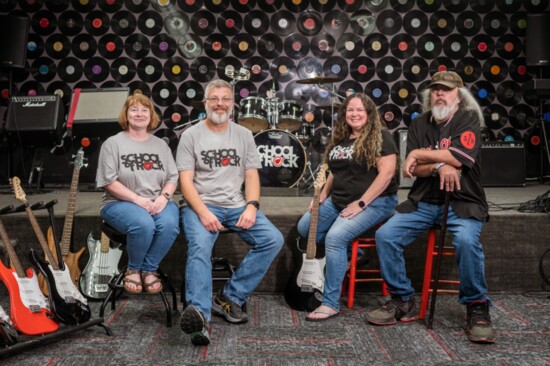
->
<box><xmin>0</xmin><ymin>203</ymin><xmax>112</xmax><ymax>358</ymax></box>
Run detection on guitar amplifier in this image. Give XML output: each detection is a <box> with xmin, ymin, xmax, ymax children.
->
<box><xmin>481</xmin><ymin>142</ymin><xmax>526</xmax><ymax>187</ymax></box>
<box><xmin>5</xmin><ymin>95</ymin><xmax>64</xmax><ymax>146</ymax></box>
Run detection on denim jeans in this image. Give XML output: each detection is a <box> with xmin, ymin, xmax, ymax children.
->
<box><xmin>181</xmin><ymin>205</ymin><xmax>284</xmax><ymax>322</ymax></box>
<box><xmin>100</xmin><ymin>201</ymin><xmax>180</xmax><ymax>273</ymax></box>
<box><xmin>296</xmin><ymin>195</ymin><xmax>398</xmax><ymax>311</ymax></box>
<box><xmin>375</xmin><ymin>201</ymin><xmax>491</xmax><ymax>305</ymax></box>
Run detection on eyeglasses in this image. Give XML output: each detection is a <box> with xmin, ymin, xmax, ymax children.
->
<box><xmin>204</xmin><ymin>97</ymin><xmax>234</xmax><ymax>103</ymax></box>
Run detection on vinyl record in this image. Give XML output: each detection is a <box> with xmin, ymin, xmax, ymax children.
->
<box><xmin>483</xmin><ymin>104</ymin><xmax>507</xmax><ymax>129</ymax></box>
<box><xmin>98</xmin><ymin>34</ymin><xmax>124</xmax><ymax>60</ymax></box>
<box><xmin>455</xmin><ymin>12</ymin><xmax>481</xmax><ymax>37</ymax></box>
<box><xmin>234</xmin><ymin>80</ymin><xmax>257</xmax><ymax>101</ymax></box>
<box><xmin>244</xmin><ymin>10</ymin><xmax>270</xmax><ymax>36</ymax></box>
<box><xmin>0</xmin><ymin>0</ymin><xmax>16</xmax><ymax>12</ymax></box>
<box><xmin>390</xmin><ymin>0</ymin><xmax>414</xmax><ymax>12</ymax></box>
<box><xmin>348</xmin><ymin>10</ymin><xmax>375</xmax><ymax>37</ymax></box>
<box><xmin>283</xmin><ymin>0</ymin><xmax>309</xmax><ymax>11</ymax></box>
<box><xmin>379</xmin><ymin>104</ymin><xmax>402</xmax><ymax>130</ymax></box>
<box><xmin>136</xmin><ymin>57</ymin><xmax>162</xmax><ymax>83</ymax></box>
<box><xmin>99</xmin><ymin>0</ymin><xmax>123</xmax><ymax>12</ymax></box>
<box><xmin>217</xmin><ymin>56</ymin><xmax>242</xmax><ymax>81</ymax></box>
<box><xmin>31</xmin><ymin>57</ymin><xmax>56</xmax><ymax>82</ymax></box>
<box><xmin>524</xmin><ymin>125</ymin><xmax>543</xmax><ymax>152</ymax></box>
<box><xmin>336</xmin><ymin>33</ymin><xmax>362</xmax><ymax>59</ymax></box>
<box><xmin>258</xmin><ymin>0</ymin><xmax>283</xmax><ymax>12</ymax></box>
<box><xmin>204</xmin><ymin>0</ymin><xmax>229</xmax><ymax>12</ymax></box>
<box><xmin>402</xmin><ymin>10</ymin><xmax>428</xmax><ymax>36</ymax></box>
<box><xmin>20</xmin><ymin>0</ymin><xmax>43</xmax><ymax>11</ymax></box>
<box><xmin>456</xmin><ymin>57</ymin><xmax>481</xmax><ymax>83</ymax></box>
<box><xmin>72</xmin><ymin>33</ymin><xmax>97</xmax><ymax>59</ymax></box>
<box><xmin>509</xmin><ymin>104</ymin><xmax>535</xmax><ymax>130</ymax></box>
<box><xmin>311</xmin><ymin>34</ymin><xmax>335</xmax><ymax>59</ymax></box>
<box><xmin>365</xmin><ymin>0</ymin><xmax>389</xmax><ymax>12</ymax></box>
<box><xmin>45</xmin><ymin>34</ymin><xmax>70</xmax><ymax>60</ymax></box>
<box><xmin>470</xmin><ymin>34</ymin><xmax>495</xmax><ymax>60</ymax></box>
<box><xmin>417</xmin><ymin>33</ymin><xmax>442</xmax><ymax>59</ymax></box>
<box><xmin>47</xmin><ymin>81</ymin><xmax>72</xmax><ymax>106</ymax></box>
<box><xmin>258</xmin><ymin>33</ymin><xmax>283</xmax><ymax>59</ymax></box>
<box><xmin>429</xmin><ymin>10</ymin><xmax>455</xmax><ymax>36</ymax></box>
<box><xmin>482</xmin><ymin>57</ymin><xmax>508</xmax><ymax>83</ymax></box>
<box><xmin>509</xmin><ymin>12</ymin><xmax>527</xmax><ymax>37</ymax></box>
<box><xmin>497</xmin><ymin>127</ymin><xmax>521</xmax><ymax>143</ymax></box>
<box><xmin>20</xmin><ymin>81</ymin><xmax>46</xmax><ymax>97</ymax></box>
<box><xmin>403</xmin><ymin>103</ymin><xmax>422</xmax><ymax>127</ymax></box>
<box><xmin>111</xmin><ymin>11</ymin><xmax>137</xmax><ymax>36</ymax></box>
<box><xmin>125</xmin><ymin>34</ymin><xmax>151</xmax><ymax>59</ymax></box>
<box><xmin>84</xmin><ymin>10</ymin><xmax>110</xmax><ymax>36</ymax></box>
<box><xmin>471</xmin><ymin>80</ymin><xmax>495</xmax><ymax>106</ymax></box>
<box><xmin>26</xmin><ymin>34</ymin><xmax>44</xmax><ymax>60</ymax></box>
<box><xmin>509</xmin><ymin>58</ymin><xmax>529</xmax><ymax>84</ymax></box>
<box><xmin>110</xmin><ymin>57</ymin><xmax>137</xmax><ymax>83</ymax></box>
<box><xmin>191</xmin><ymin>10</ymin><xmax>216</xmax><ymax>36</ymax></box>
<box><xmin>152</xmin><ymin>33</ymin><xmax>177</xmax><ymax>59</ymax></box>
<box><xmin>496</xmin><ymin>81</ymin><xmax>521</xmax><ymax>106</ymax></box>
<box><xmin>297</xmin><ymin>11</ymin><xmax>323</xmax><ymax>36</ymax></box>
<box><xmin>138</xmin><ymin>10</ymin><xmax>163</xmax><ymax>36</ymax></box>
<box><xmin>524</xmin><ymin>0</ymin><xmax>549</xmax><ymax>12</ymax></box>
<box><xmin>470</xmin><ymin>0</ymin><xmax>494</xmax><ymax>13</ymax></box>
<box><xmin>403</xmin><ymin>57</ymin><xmax>429</xmax><ymax>83</ymax></box>
<box><xmin>178</xmin><ymin>80</ymin><xmax>204</xmax><ymax>104</ymax></box>
<box><xmin>390</xmin><ymin>80</ymin><xmax>416</xmax><ymax>107</ymax></box>
<box><xmin>178</xmin><ymin>33</ymin><xmax>203</xmax><ymax>59</ymax></box>
<box><xmin>297</xmin><ymin>56</ymin><xmax>323</xmax><ymax>81</ymax></box>
<box><xmin>72</xmin><ymin>0</ymin><xmax>98</xmax><ymax>12</ymax></box>
<box><xmin>231</xmin><ymin>33</ymin><xmax>256</xmax><ymax>59</ymax></box>
<box><xmin>231</xmin><ymin>0</ymin><xmax>256</xmax><ymax>11</ymax></box>
<box><xmin>152</xmin><ymin>81</ymin><xmax>178</xmax><ymax>107</ymax></box>
<box><xmin>496</xmin><ymin>0</ymin><xmax>521</xmax><ymax>13</ymax></box>
<box><xmin>323</xmin><ymin>10</ymin><xmax>349</xmax><ymax>37</ymax></box>
<box><xmin>271</xmin><ymin>10</ymin><xmax>296</xmax><ymax>36</ymax></box>
<box><xmin>364</xmin><ymin>33</ymin><xmax>389</xmax><ymax>59</ymax></box>
<box><xmin>323</xmin><ymin>56</ymin><xmax>349</xmax><ymax>80</ymax></box>
<box><xmin>58</xmin><ymin>57</ymin><xmax>84</xmax><ymax>82</ymax></box>
<box><xmin>417</xmin><ymin>0</ymin><xmax>440</xmax><ymax>12</ymax></box>
<box><xmin>245</xmin><ymin>56</ymin><xmax>270</xmax><ymax>82</ymax></box>
<box><xmin>164</xmin><ymin>56</ymin><xmax>189</xmax><ymax>82</ymax></box>
<box><xmin>417</xmin><ymin>80</ymin><xmax>431</xmax><ymax>93</ymax></box>
<box><xmin>375</xmin><ymin>56</ymin><xmax>402</xmax><ymax>82</ymax></box>
<box><xmin>128</xmin><ymin>81</ymin><xmax>151</xmax><ymax>97</ymax></box>
<box><xmin>32</xmin><ymin>10</ymin><xmax>57</xmax><ymax>36</ymax></box>
<box><xmin>311</xmin><ymin>84</ymin><xmax>333</xmax><ymax>105</ymax></box>
<box><xmin>429</xmin><ymin>57</ymin><xmax>455</xmax><ymax>74</ymax></box>
<box><xmin>259</xmin><ymin>80</ymin><xmax>285</xmax><ymax>101</ymax></box>
<box><xmin>350</xmin><ymin>57</ymin><xmax>375</xmax><ymax>82</ymax></box>
<box><xmin>390</xmin><ymin>33</ymin><xmax>415</xmax><ymax>59</ymax></box>
<box><xmin>496</xmin><ymin>35</ymin><xmax>522</xmax><ymax>60</ymax></box>
<box><xmin>84</xmin><ymin>57</ymin><xmax>110</xmax><ymax>83</ymax></box>
<box><xmin>337</xmin><ymin>0</ymin><xmax>362</xmax><ymax>12</ymax></box>
<box><xmin>271</xmin><ymin>56</ymin><xmax>297</xmax><ymax>83</ymax></box>
<box><xmin>58</xmin><ymin>11</ymin><xmax>83</xmax><ymax>36</ymax></box>
<box><xmin>376</xmin><ymin>9</ymin><xmax>402</xmax><ymax>36</ymax></box>
<box><xmin>365</xmin><ymin>80</ymin><xmax>390</xmax><ymax>105</ymax></box>
<box><xmin>154</xmin><ymin>128</ymin><xmax>178</xmax><ymax>151</ymax></box>
<box><xmin>101</xmin><ymin>80</ymin><xmax>124</xmax><ymax>89</ymax></box>
<box><xmin>284</xmin><ymin>81</ymin><xmax>311</xmax><ymax>103</ymax></box>
<box><xmin>204</xmin><ymin>34</ymin><xmax>230</xmax><ymax>59</ymax></box>
<box><xmin>338</xmin><ymin>80</ymin><xmax>363</xmax><ymax>98</ymax></box>
<box><xmin>482</xmin><ymin>11</ymin><xmax>508</xmax><ymax>37</ymax></box>
<box><xmin>217</xmin><ymin>10</ymin><xmax>242</xmax><ymax>35</ymax></box>
<box><xmin>164</xmin><ymin>11</ymin><xmax>189</xmax><ymax>37</ymax></box>
<box><xmin>443</xmin><ymin>34</ymin><xmax>468</xmax><ymax>60</ymax></box>
<box><xmin>163</xmin><ymin>104</ymin><xmax>189</xmax><ymax>130</ymax></box>
<box><xmin>284</xmin><ymin>33</ymin><xmax>310</xmax><ymax>60</ymax></box>
<box><xmin>443</xmin><ymin>0</ymin><xmax>467</xmax><ymax>12</ymax></box>
<box><xmin>311</xmin><ymin>0</ymin><xmax>336</xmax><ymax>12</ymax></box>
<box><xmin>126</xmin><ymin>0</ymin><xmax>150</xmax><ymax>12</ymax></box>
<box><xmin>190</xmin><ymin>57</ymin><xmax>216</xmax><ymax>82</ymax></box>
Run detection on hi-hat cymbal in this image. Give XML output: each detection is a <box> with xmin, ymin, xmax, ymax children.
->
<box><xmin>316</xmin><ymin>104</ymin><xmax>341</xmax><ymax>110</ymax></box>
<box><xmin>296</xmin><ymin>76</ymin><xmax>343</xmax><ymax>84</ymax></box>
<box><xmin>190</xmin><ymin>100</ymin><xmax>205</xmax><ymax>111</ymax></box>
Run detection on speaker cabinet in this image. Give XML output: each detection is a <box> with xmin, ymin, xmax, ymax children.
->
<box><xmin>394</xmin><ymin>129</ymin><xmax>416</xmax><ymax>188</ymax></box>
<box><xmin>481</xmin><ymin>142</ymin><xmax>526</xmax><ymax>187</ymax></box>
<box><xmin>526</xmin><ymin>13</ymin><xmax>550</xmax><ymax>67</ymax></box>
<box><xmin>0</xmin><ymin>15</ymin><xmax>30</xmax><ymax>69</ymax></box>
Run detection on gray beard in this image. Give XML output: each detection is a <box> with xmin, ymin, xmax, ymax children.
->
<box><xmin>207</xmin><ymin>109</ymin><xmax>230</xmax><ymax>125</ymax></box>
<box><xmin>431</xmin><ymin>99</ymin><xmax>459</xmax><ymax>121</ymax></box>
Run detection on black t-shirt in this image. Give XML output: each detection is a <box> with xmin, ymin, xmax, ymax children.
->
<box><xmin>397</xmin><ymin>108</ymin><xmax>489</xmax><ymax>221</ymax></box>
<box><xmin>329</xmin><ymin>129</ymin><xmax>399</xmax><ymax>210</ymax></box>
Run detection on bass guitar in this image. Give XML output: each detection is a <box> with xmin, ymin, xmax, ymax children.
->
<box><xmin>80</xmin><ymin>231</ymin><xmax>123</xmax><ymax>300</ymax></box>
<box><xmin>0</xmin><ymin>214</ymin><xmax>58</xmax><ymax>335</ymax></box>
<box><xmin>11</xmin><ymin>177</ymin><xmax>91</xmax><ymax>325</ymax></box>
<box><xmin>284</xmin><ymin>164</ymin><xmax>328</xmax><ymax>311</ymax></box>
<box><xmin>39</xmin><ymin>148</ymin><xmax>87</xmax><ymax>294</ymax></box>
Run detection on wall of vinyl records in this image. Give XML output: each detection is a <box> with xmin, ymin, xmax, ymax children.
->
<box><xmin>1</xmin><ymin>0</ymin><xmax>550</xmax><ymax>183</ymax></box>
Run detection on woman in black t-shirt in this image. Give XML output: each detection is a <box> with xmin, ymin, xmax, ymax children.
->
<box><xmin>297</xmin><ymin>93</ymin><xmax>399</xmax><ymax>321</ymax></box>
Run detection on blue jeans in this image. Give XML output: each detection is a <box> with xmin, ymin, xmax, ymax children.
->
<box><xmin>100</xmin><ymin>201</ymin><xmax>180</xmax><ymax>273</ymax></box>
<box><xmin>181</xmin><ymin>205</ymin><xmax>284</xmax><ymax>322</ymax></box>
<box><xmin>296</xmin><ymin>195</ymin><xmax>398</xmax><ymax>311</ymax></box>
<box><xmin>375</xmin><ymin>201</ymin><xmax>491</xmax><ymax>305</ymax></box>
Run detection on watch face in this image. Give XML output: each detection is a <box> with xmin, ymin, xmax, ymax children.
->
<box><xmin>358</xmin><ymin>200</ymin><xmax>365</xmax><ymax>208</ymax></box>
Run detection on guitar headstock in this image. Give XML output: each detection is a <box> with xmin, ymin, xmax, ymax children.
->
<box><xmin>314</xmin><ymin>164</ymin><xmax>328</xmax><ymax>190</ymax></box>
<box><xmin>72</xmin><ymin>148</ymin><xmax>88</xmax><ymax>170</ymax></box>
<box><xmin>9</xmin><ymin>176</ymin><xmax>27</xmax><ymax>204</ymax></box>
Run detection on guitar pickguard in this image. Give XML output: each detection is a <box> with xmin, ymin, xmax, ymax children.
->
<box><xmin>11</xmin><ymin>270</ymin><xmax>50</xmax><ymax>311</ymax></box>
<box><xmin>80</xmin><ymin>233</ymin><xmax>122</xmax><ymax>299</ymax></box>
<box><xmin>296</xmin><ymin>255</ymin><xmax>326</xmax><ymax>293</ymax></box>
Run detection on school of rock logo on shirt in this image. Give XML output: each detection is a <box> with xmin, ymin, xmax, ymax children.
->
<box><xmin>256</xmin><ymin>143</ymin><xmax>299</xmax><ymax>168</ymax></box>
<box><xmin>121</xmin><ymin>153</ymin><xmax>165</xmax><ymax>172</ymax></box>
<box><xmin>201</xmin><ymin>148</ymin><xmax>241</xmax><ymax>168</ymax></box>
<box><xmin>329</xmin><ymin>145</ymin><xmax>354</xmax><ymax>161</ymax></box>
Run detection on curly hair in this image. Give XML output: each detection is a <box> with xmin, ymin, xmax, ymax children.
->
<box><xmin>323</xmin><ymin>93</ymin><xmax>385</xmax><ymax>169</ymax></box>
<box><xmin>118</xmin><ymin>92</ymin><xmax>160</xmax><ymax>132</ymax></box>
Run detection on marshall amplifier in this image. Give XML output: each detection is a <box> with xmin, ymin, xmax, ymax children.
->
<box><xmin>481</xmin><ymin>142</ymin><xmax>526</xmax><ymax>187</ymax></box>
<box><xmin>5</xmin><ymin>95</ymin><xmax>64</xmax><ymax>146</ymax></box>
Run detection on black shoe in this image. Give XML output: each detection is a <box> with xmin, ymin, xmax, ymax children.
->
<box><xmin>212</xmin><ymin>291</ymin><xmax>248</xmax><ymax>324</ymax></box>
<box><xmin>366</xmin><ymin>295</ymin><xmax>418</xmax><ymax>325</ymax></box>
<box><xmin>180</xmin><ymin>305</ymin><xmax>210</xmax><ymax>346</ymax></box>
<box><xmin>466</xmin><ymin>301</ymin><xmax>496</xmax><ymax>343</ymax></box>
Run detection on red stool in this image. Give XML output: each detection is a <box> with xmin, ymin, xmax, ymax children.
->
<box><xmin>419</xmin><ymin>226</ymin><xmax>460</xmax><ymax>320</ymax></box>
<box><xmin>342</xmin><ymin>231</ymin><xmax>388</xmax><ymax>309</ymax></box>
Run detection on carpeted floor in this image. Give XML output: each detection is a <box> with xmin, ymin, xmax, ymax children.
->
<box><xmin>1</xmin><ymin>291</ymin><xmax>549</xmax><ymax>365</ymax></box>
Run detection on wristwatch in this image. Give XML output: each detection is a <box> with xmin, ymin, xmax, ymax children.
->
<box><xmin>358</xmin><ymin>199</ymin><xmax>366</xmax><ymax>210</ymax></box>
<box><xmin>247</xmin><ymin>200</ymin><xmax>260</xmax><ymax>209</ymax></box>
<box><xmin>162</xmin><ymin>192</ymin><xmax>171</xmax><ymax>200</ymax></box>
<box><xmin>432</xmin><ymin>162</ymin><xmax>446</xmax><ymax>177</ymax></box>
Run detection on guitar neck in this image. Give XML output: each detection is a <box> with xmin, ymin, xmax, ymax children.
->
<box><xmin>0</xmin><ymin>218</ymin><xmax>26</xmax><ymax>278</ymax></box>
<box><xmin>25</xmin><ymin>206</ymin><xmax>60</xmax><ymax>271</ymax></box>
<box><xmin>100</xmin><ymin>231</ymin><xmax>110</xmax><ymax>253</ymax></box>
<box><xmin>59</xmin><ymin>167</ymin><xmax>80</xmax><ymax>257</ymax></box>
<box><xmin>305</xmin><ymin>187</ymin><xmax>322</xmax><ymax>260</ymax></box>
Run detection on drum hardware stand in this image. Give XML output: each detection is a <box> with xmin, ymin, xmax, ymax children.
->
<box><xmin>317</xmin><ymin>84</ymin><xmax>346</xmax><ymax>127</ymax></box>
<box><xmin>266</xmin><ymin>81</ymin><xmax>280</xmax><ymax>129</ymax></box>
<box><xmin>226</xmin><ymin>67</ymin><xmax>250</xmax><ymax>121</ymax></box>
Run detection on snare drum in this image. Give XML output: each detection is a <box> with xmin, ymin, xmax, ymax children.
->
<box><xmin>254</xmin><ymin>129</ymin><xmax>307</xmax><ymax>188</ymax></box>
<box><xmin>277</xmin><ymin>100</ymin><xmax>303</xmax><ymax>132</ymax></box>
<box><xmin>238</xmin><ymin>97</ymin><xmax>269</xmax><ymax>132</ymax></box>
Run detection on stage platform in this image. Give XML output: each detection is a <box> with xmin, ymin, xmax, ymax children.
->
<box><xmin>0</xmin><ymin>183</ymin><xmax>549</xmax><ymax>295</ymax></box>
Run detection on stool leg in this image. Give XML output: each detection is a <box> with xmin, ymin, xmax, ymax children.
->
<box><xmin>347</xmin><ymin>239</ymin><xmax>359</xmax><ymax>308</ymax></box>
<box><xmin>420</xmin><ymin>229</ymin><xmax>436</xmax><ymax>320</ymax></box>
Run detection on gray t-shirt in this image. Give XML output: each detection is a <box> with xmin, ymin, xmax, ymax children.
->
<box><xmin>176</xmin><ymin>121</ymin><xmax>261</xmax><ymax>208</ymax></box>
<box><xmin>96</xmin><ymin>131</ymin><xmax>178</xmax><ymax>208</ymax></box>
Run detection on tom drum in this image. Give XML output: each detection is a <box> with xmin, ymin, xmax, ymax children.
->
<box><xmin>238</xmin><ymin>97</ymin><xmax>269</xmax><ymax>132</ymax></box>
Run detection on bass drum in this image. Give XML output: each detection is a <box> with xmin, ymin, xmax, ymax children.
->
<box><xmin>254</xmin><ymin>129</ymin><xmax>307</xmax><ymax>188</ymax></box>
<box><xmin>238</xmin><ymin>96</ymin><xmax>269</xmax><ymax>132</ymax></box>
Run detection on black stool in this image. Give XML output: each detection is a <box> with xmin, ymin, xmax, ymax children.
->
<box><xmin>98</xmin><ymin>222</ymin><xmax>178</xmax><ymax>327</ymax></box>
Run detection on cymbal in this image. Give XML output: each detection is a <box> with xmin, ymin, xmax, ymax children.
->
<box><xmin>190</xmin><ymin>101</ymin><xmax>205</xmax><ymax>111</ymax></box>
<box><xmin>296</xmin><ymin>76</ymin><xmax>343</xmax><ymax>84</ymax></box>
<box><xmin>316</xmin><ymin>104</ymin><xmax>341</xmax><ymax>111</ymax></box>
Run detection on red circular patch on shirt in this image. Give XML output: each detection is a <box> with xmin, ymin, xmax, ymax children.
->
<box><xmin>460</xmin><ymin>131</ymin><xmax>476</xmax><ymax>149</ymax></box>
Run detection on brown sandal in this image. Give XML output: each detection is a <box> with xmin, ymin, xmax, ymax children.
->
<box><xmin>141</xmin><ymin>271</ymin><xmax>163</xmax><ymax>294</ymax></box>
<box><xmin>123</xmin><ymin>269</ymin><xmax>142</xmax><ymax>294</ymax></box>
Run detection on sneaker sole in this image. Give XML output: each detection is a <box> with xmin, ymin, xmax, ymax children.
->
<box><xmin>211</xmin><ymin>302</ymin><xmax>248</xmax><ymax>324</ymax></box>
<box><xmin>190</xmin><ymin>331</ymin><xmax>210</xmax><ymax>346</ymax></box>
<box><xmin>180</xmin><ymin>306</ymin><xmax>206</xmax><ymax>334</ymax></box>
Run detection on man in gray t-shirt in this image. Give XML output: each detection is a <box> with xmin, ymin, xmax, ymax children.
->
<box><xmin>176</xmin><ymin>79</ymin><xmax>283</xmax><ymax>347</ymax></box>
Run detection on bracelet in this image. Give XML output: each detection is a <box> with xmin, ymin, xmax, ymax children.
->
<box><xmin>161</xmin><ymin>192</ymin><xmax>171</xmax><ymax>200</ymax></box>
<box><xmin>432</xmin><ymin>162</ymin><xmax>446</xmax><ymax>177</ymax></box>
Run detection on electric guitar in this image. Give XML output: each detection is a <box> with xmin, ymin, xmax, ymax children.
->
<box><xmin>39</xmin><ymin>148</ymin><xmax>87</xmax><ymax>294</ymax></box>
<box><xmin>11</xmin><ymin>177</ymin><xmax>91</xmax><ymax>325</ymax></box>
<box><xmin>0</xmin><ymin>304</ymin><xmax>19</xmax><ymax>346</ymax></box>
<box><xmin>284</xmin><ymin>164</ymin><xmax>328</xmax><ymax>311</ymax></box>
<box><xmin>0</xmin><ymin>215</ymin><xmax>58</xmax><ymax>335</ymax></box>
<box><xmin>80</xmin><ymin>231</ymin><xmax>123</xmax><ymax>300</ymax></box>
